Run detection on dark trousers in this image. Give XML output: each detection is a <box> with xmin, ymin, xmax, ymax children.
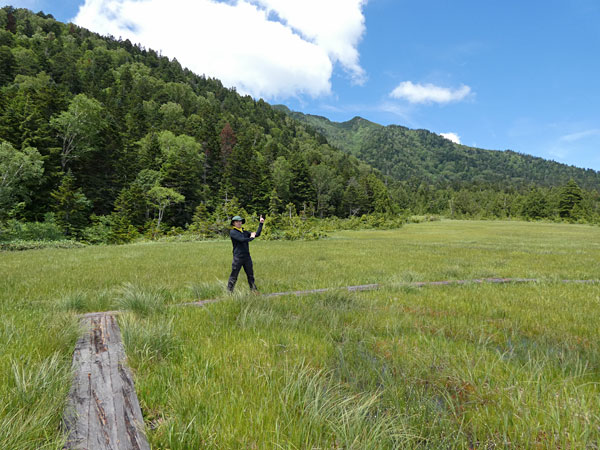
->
<box><xmin>227</xmin><ymin>256</ymin><xmax>257</xmax><ymax>292</ymax></box>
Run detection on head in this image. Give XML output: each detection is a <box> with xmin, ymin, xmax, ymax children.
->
<box><xmin>231</xmin><ymin>215</ymin><xmax>245</xmax><ymax>227</ymax></box>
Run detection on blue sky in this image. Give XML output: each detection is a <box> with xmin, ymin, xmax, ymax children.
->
<box><xmin>2</xmin><ymin>0</ymin><xmax>600</xmax><ymax>171</ymax></box>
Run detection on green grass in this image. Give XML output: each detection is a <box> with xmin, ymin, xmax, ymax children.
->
<box><xmin>1</xmin><ymin>220</ymin><xmax>599</xmax><ymax>448</ymax></box>
<box><xmin>123</xmin><ymin>283</ymin><xmax>600</xmax><ymax>449</ymax></box>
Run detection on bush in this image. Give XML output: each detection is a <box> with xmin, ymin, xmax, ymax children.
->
<box><xmin>81</xmin><ymin>215</ymin><xmax>113</xmax><ymax>244</ymax></box>
<box><xmin>406</xmin><ymin>215</ymin><xmax>441</xmax><ymax>224</ymax></box>
<box><xmin>82</xmin><ymin>214</ymin><xmax>139</xmax><ymax>245</ymax></box>
<box><xmin>0</xmin><ymin>214</ymin><xmax>64</xmax><ymax>242</ymax></box>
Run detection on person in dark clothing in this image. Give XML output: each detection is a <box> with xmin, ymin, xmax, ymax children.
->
<box><xmin>227</xmin><ymin>215</ymin><xmax>265</xmax><ymax>292</ymax></box>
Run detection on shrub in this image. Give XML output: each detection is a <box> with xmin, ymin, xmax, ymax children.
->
<box><xmin>0</xmin><ymin>213</ymin><xmax>64</xmax><ymax>242</ymax></box>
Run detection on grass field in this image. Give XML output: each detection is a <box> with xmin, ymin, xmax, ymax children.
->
<box><xmin>1</xmin><ymin>220</ymin><xmax>599</xmax><ymax>448</ymax></box>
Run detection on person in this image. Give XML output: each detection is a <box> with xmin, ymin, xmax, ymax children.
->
<box><xmin>227</xmin><ymin>214</ymin><xmax>265</xmax><ymax>292</ymax></box>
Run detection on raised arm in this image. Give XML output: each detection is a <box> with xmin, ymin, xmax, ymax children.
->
<box><xmin>254</xmin><ymin>222</ymin><xmax>264</xmax><ymax>238</ymax></box>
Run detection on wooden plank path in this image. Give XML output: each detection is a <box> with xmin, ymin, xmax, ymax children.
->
<box><xmin>63</xmin><ymin>312</ymin><xmax>149</xmax><ymax>450</ymax></box>
<box><xmin>63</xmin><ymin>277</ymin><xmax>599</xmax><ymax>447</ymax></box>
<box><xmin>187</xmin><ymin>277</ymin><xmax>599</xmax><ymax>306</ymax></box>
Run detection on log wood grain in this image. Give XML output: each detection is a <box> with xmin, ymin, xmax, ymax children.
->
<box><xmin>63</xmin><ymin>313</ymin><xmax>149</xmax><ymax>450</ymax></box>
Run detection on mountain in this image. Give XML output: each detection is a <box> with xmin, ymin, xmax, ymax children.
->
<box><xmin>0</xmin><ymin>6</ymin><xmax>391</xmax><ymax>227</ymax></box>
<box><xmin>0</xmin><ymin>6</ymin><xmax>598</xmax><ymax>236</ymax></box>
<box><xmin>276</xmin><ymin>106</ymin><xmax>600</xmax><ymax>191</ymax></box>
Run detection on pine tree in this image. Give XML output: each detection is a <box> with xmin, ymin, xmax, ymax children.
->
<box><xmin>558</xmin><ymin>179</ymin><xmax>583</xmax><ymax>220</ymax></box>
<box><xmin>51</xmin><ymin>170</ymin><xmax>91</xmax><ymax>236</ymax></box>
<box><xmin>522</xmin><ymin>187</ymin><xmax>548</xmax><ymax>220</ymax></box>
<box><xmin>0</xmin><ymin>45</ymin><xmax>16</xmax><ymax>86</ymax></box>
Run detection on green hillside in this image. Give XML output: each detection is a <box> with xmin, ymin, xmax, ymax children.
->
<box><xmin>1</xmin><ymin>6</ymin><xmax>599</xmax><ymax>245</ymax></box>
<box><xmin>0</xmin><ymin>6</ymin><xmax>392</xmax><ymax>234</ymax></box>
<box><xmin>278</xmin><ymin>106</ymin><xmax>600</xmax><ymax>191</ymax></box>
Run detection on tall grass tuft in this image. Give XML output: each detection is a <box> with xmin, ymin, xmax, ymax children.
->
<box><xmin>115</xmin><ymin>282</ymin><xmax>166</xmax><ymax>316</ymax></box>
<box><xmin>120</xmin><ymin>314</ymin><xmax>181</xmax><ymax>365</ymax></box>
<box><xmin>1</xmin><ymin>352</ymin><xmax>72</xmax><ymax>450</ymax></box>
<box><xmin>59</xmin><ymin>289</ymin><xmax>114</xmax><ymax>313</ymax></box>
<box><xmin>279</xmin><ymin>362</ymin><xmax>415</xmax><ymax>448</ymax></box>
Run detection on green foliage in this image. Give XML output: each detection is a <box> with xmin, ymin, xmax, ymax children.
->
<box><xmin>271</xmin><ymin>156</ymin><xmax>293</xmax><ymax>208</ymax></box>
<box><xmin>49</xmin><ymin>93</ymin><xmax>105</xmax><ymax>171</ymax></box>
<box><xmin>521</xmin><ymin>186</ymin><xmax>549</xmax><ymax>219</ymax></box>
<box><xmin>0</xmin><ymin>213</ymin><xmax>63</xmax><ymax>242</ymax></box>
<box><xmin>81</xmin><ymin>214</ymin><xmax>139</xmax><ymax>245</ymax></box>
<box><xmin>558</xmin><ymin>178</ymin><xmax>584</xmax><ymax>220</ymax></box>
<box><xmin>147</xmin><ymin>184</ymin><xmax>185</xmax><ymax>237</ymax></box>
<box><xmin>0</xmin><ymin>45</ymin><xmax>16</xmax><ymax>86</ymax></box>
<box><xmin>0</xmin><ymin>141</ymin><xmax>44</xmax><ymax>217</ymax></box>
<box><xmin>1</xmin><ymin>239</ymin><xmax>84</xmax><ymax>251</ymax></box>
<box><xmin>0</xmin><ymin>7</ymin><xmax>599</xmax><ymax>247</ymax></box>
<box><xmin>50</xmin><ymin>171</ymin><xmax>91</xmax><ymax>237</ymax></box>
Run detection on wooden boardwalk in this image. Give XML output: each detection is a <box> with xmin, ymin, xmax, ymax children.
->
<box><xmin>187</xmin><ymin>277</ymin><xmax>600</xmax><ymax>306</ymax></box>
<box><xmin>63</xmin><ymin>313</ymin><xmax>149</xmax><ymax>450</ymax></box>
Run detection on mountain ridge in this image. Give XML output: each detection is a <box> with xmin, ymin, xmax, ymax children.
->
<box><xmin>1</xmin><ymin>6</ymin><xmax>599</xmax><ymax>232</ymax></box>
<box><xmin>276</xmin><ymin>106</ymin><xmax>600</xmax><ymax>191</ymax></box>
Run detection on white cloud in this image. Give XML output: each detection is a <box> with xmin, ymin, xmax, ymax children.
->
<box><xmin>559</xmin><ymin>129</ymin><xmax>600</xmax><ymax>142</ymax></box>
<box><xmin>440</xmin><ymin>132</ymin><xmax>461</xmax><ymax>144</ymax></box>
<box><xmin>390</xmin><ymin>81</ymin><xmax>471</xmax><ymax>104</ymax></box>
<box><xmin>73</xmin><ymin>0</ymin><xmax>367</xmax><ymax>100</ymax></box>
<box><xmin>251</xmin><ymin>0</ymin><xmax>367</xmax><ymax>84</ymax></box>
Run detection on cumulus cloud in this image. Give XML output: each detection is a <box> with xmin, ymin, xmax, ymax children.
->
<box><xmin>440</xmin><ymin>132</ymin><xmax>461</xmax><ymax>144</ymax></box>
<box><xmin>390</xmin><ymin>81</ymin><xmax>471</xmax><ymax>104</ymax></box>
<box><xmin>251</xmin><ymin>0</ymin><xmax>367</xmax><ymax>84</ymax></box>
<box><xmin>73</xmin><ymin>0</ymin><xmax>367</xmax><ymax>99</ymax></box>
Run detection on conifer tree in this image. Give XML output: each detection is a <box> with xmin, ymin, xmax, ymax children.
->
<box><xmin>558</xmin><ymin>179</ymin><xmax>583</xmax><ymax>220</ymax></box>
<box><xmin>51</xmin><ymin>170</ymin><xmax>91</xmax><ymax>236</ymax></box>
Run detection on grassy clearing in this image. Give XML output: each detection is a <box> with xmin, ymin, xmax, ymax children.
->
<box><xmin>1</xmin><ymin>220</ymin><xmax>599</xmax><ymax>448</ymax></box>
<box><xmin>2</xmin><ymin>220</ymin><xmax>599</xmax><ymax>309</ymax></box>
<box><xmin>123</xmin><ymin>283</ymin><xmax>600</xmax><ymax>448</ymax></box>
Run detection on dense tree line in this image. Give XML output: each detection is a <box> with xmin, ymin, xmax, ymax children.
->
<box><xmin>0</xmin><ymin>7</ymin><xmax>598</xmax><ymax>245</ymax></box>
<box><xmin>285</xmin><ymin>110</ymin><xmax>600</xmax><ymax>191</ymax></box>
<box><xmin>388</xmin><ymin>178</ymin><xmax>598</xmax><ymax>222</ymax></box>
<box><xmin>0</xmin><ymin>7</ymin><xmax>397</xmax><ymax>239</ymax></box>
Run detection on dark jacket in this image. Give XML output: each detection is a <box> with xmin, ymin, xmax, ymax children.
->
<box><xmin>230</xmin><ymin>222</ymin><xmax>263</xmax><ymax>258</ymax></box>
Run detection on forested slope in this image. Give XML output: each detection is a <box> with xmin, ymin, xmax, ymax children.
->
<box><xmin>1</xmin><ymin>7</ymin><xmax>598</xmax><ymax>245</ymax></box>
<box><xmin>279</xmin><ymin>107</ymin><xmax>600</xmax><ymax>190</ymax></box>
<box><xmin>0</xmin><ymin>7</ymin><xmax>393</xmax><ymax>235</ymax></box>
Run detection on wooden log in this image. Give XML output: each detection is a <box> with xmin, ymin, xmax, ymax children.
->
<box><xmin>63</xmin><ymin>313</ymin><xmax>149</xmax><ymax>450</ymax></box>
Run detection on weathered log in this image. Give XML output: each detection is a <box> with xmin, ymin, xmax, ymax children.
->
<box><xmin>63</xmin><ymin>313</ymin><xmax>149</xmax><ymax>450</ymax></box>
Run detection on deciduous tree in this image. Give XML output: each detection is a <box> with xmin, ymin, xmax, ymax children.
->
<box><xmin>0</xmin><ymin>141</ymin><xmax>43</xmax><ymax>216</ymax></box>
<box><xmin>50</xmin><ymin>93</ymin><xmax>105</xmax><ymax>171</ymax></box>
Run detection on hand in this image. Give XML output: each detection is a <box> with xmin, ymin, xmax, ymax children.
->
<box><xmin>250</xmin><ymin>232</ymin><xmax>256</xmax><ymax>238</ymax></box>
<box><xmin>260</xmin><ymin>215</ymin><xmax>265</xmax><ymax>223</ymax></box>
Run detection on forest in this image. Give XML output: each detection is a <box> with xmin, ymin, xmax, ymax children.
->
<box><xmin>284</xmin><ymin>108</ymin><xmax>600</xmax><ymax>190</ymax></box>
<box><xmin>1</xmin><ymin>6</ymin><xmax>599</xmax><ymax>246</ymax></box>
